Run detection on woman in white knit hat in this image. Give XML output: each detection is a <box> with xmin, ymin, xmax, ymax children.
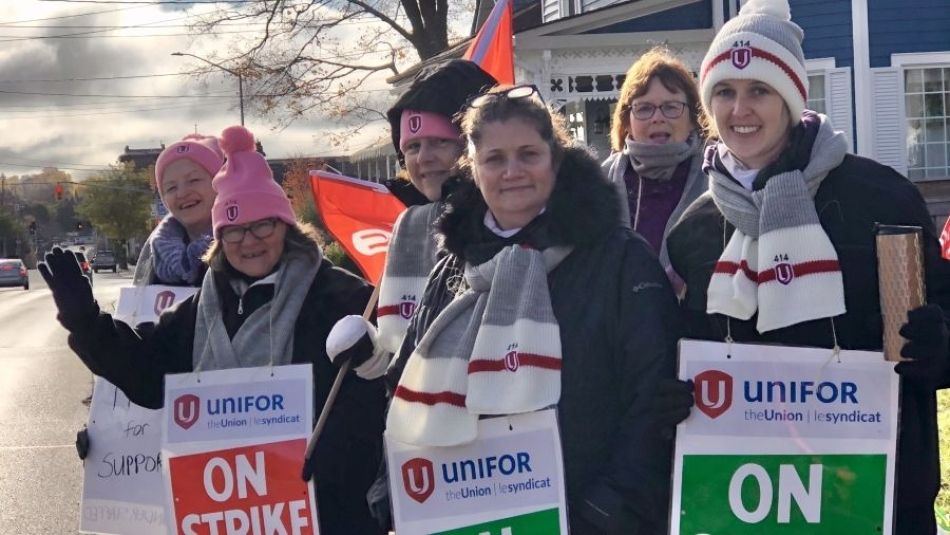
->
<box><xmin>661</xmin><ymin>0</ymin><xmax>950</xmax><ymax>533</ymax></box>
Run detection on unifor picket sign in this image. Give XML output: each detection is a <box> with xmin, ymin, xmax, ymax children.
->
<box><xmin>670</xmin><ymin>339</ymin><xmax>898</xmax><ymax>535</ymax></box>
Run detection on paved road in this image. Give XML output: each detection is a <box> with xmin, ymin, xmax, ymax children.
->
<box><xmin>0</xmin><ymin>270</ymin><xmax>129</xmax><ymax>534</ymax></box>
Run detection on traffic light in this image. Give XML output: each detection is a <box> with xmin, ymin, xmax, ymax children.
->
<box><xmin>54</xmin><ymin>184</ymin><xmax>64</xmax><ymax>201</ymax></box>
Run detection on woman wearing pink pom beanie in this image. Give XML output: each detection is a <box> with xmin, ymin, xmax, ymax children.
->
<box><xmin>40</xmin><ymin>125</ymin><xmax>387</xmax><ymax>535</ymax></box>
<box><xmin>133</xmin><ymin>133</ymin><xmax>224</xmax><ymax>286</ymax></box>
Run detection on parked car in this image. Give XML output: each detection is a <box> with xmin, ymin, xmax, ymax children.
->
<box><xmin>92</xmin><ymin>250</ymin><xmax>117</xmax><ymax>273</ymax></box>
<box><xmin>0</xmin><ymin>259</ymin><xmax>29</xmax><ymax>290</ymax></box>
<box><xmin>74</xmin><ymin>251</ymin><xmax>93</xmax><ymax>287</ymax></box>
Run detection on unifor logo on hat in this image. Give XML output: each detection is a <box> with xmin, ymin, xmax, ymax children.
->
<box><xmin>730</xmin><ymin>40</ymin><xmax>752</xmax><ymax>69</ymax></box>
<box><xmin>408</xmin><ymin>112</ymin><xmax>423</xmax><ymax>134</ymax></box>
<box><xmin>225</xmin><ymin>201</ymin><xmax>239</xmax><ymax>222</ymax></box>
<box><xmin>175</xmin><ymin>144</ymin><xmax>190</xmax><ymax>154</ymax></box>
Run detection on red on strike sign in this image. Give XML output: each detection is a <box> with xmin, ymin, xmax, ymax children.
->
<box><xmin>169</xmin><ymin>439</ymin><xmax>316</xmax><ymax>535</ymax></box>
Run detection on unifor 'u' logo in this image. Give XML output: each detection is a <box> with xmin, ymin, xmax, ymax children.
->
<box><xmin>731</xmin><ymin>46</ymin><xmax>752</xmax><ymax>69</ymax></box>
<box><xmin>154</xmin><ymin>290</ymin><xmax>176</xmax><ymax>315</ymax></box>
<box><xmin>775</xmin><ymin>263</ymin><xmax>795</xmax><ymax>285</ymax></box>
<box><xmin>694</xmin><ymin>369</ymin><xmax>733</xmax><ymax>419</ymax></box>
<box><xmin>173</xmin><ymin>394</ymin><xmax>200</xmax><ymax>430</ymax></box>
<box><xmin>225</xmin><ymin>204</ymin><xmax>239</xmax><ymax>222</ymax></box>
<box><xmin>408</xmin><ymin>114</ymin><xmax>422</xmax><ymax>133</ymax></box>
<box><xmin>401</xmin><ymin>457</ymin><xmax>435</xmax><ymax>504</ymax></box>
<box><xmin>399</xmin><ymin>300</ymin><xmax>416</xmax><ymax>319</ymax></box>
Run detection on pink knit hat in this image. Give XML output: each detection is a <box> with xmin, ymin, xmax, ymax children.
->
<box><xmin>399</xmin><ymin>109</ymin><xmax>462</xmax><ymax>152</ymax></box>
<box><xmin>154</xmin><ymin>134</ymin><xmax>225</xmax><ymax>192</ymax></box>
<box><xmin>211</xmin><ymin>125</ymin><xmax>296</xmax><ymax>236</ymax></box>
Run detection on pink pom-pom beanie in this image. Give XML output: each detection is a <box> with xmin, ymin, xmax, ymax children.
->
<box><xmin>211</xmin><ymin>125</ymin><xmax>296</xmax><ymax>236</ymax></box>
<box><xmin>154</xmin><ymin>133</ymin><xmax>225</xmax><ymax>192</ymax></box>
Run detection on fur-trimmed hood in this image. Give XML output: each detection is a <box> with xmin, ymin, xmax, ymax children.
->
<box><xmin>437</xmin><ymin>146</ymin><xmax>621</xmax><ymax>260</ymax></box>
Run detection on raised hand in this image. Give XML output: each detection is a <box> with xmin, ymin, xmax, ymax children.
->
<box><xmin>38</xmin><ymin>247</ymin><xmax>99</xmax><ymax>332</ymax></box>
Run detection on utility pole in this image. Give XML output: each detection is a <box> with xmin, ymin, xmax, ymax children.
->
<box><xmin>1</xmin><ymin>173</ymin><xmax>5</xmax><ymax>210</ymax></box>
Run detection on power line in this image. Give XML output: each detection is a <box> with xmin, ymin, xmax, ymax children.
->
<box><xmin>0</xmin><ymin>5</ymin><xmax>146</xmax><ymax>23</ymax></box>
<box><xmin>0</xmin><ymin>103</ymin><xmax>216</xmax><ymax>120</ymax></box>
<box><xmin>39</xmin><ymin>0</ymin><xmax>265</xmax><ymax>4</ymax></box>
<box><xmin>0</xmin><ymin>69</ymin><xmax>209</xmax><ymax>83</ymax></box>
<box><xmin>0</xmin><ymin>88</ymin><xmax>233</xmax><ymax>98</ymax></box>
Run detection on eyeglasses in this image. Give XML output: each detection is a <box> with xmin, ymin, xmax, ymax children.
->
<box><xmin>220</xmin><ymin>218</ymin><xmax>278</xmax><ymax>244</ymax></box>
<box><xmin>629</xmin><ymin>101</ymin><xmax>688</xmax><ymax>121</ymax></box>
<box><xmin>467</xmin><ymin>84</ymin><xmax>543</xmax><ymax>109</ymax></box>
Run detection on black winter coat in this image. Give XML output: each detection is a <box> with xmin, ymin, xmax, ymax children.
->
<box><xmin>387</xmin><ymin>148</ymin><xmax>681</xmax><ymax>534</ymax></box>
<box><xmin>66</xmin><ymin>259</ymin><xmax>387</xmax><ymax>535</ymax></box>
<box><xmin>668</xmin><ymin>153</ymin><xmax>950</xmax><ymax>535</ymax></box>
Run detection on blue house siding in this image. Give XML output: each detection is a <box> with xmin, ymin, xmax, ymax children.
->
<box><xmin>583</xmin><ymin>0</ymin><xmax>712</xmax><ymax>34</ymax></box>
<box><xmin>868</xmin><ymin>0</ymin><xmax>950</xmax><ymax>68</ymax></box>
<box><xmin>791</xmin><ymin>0</ymin><xmax>853</xmax><ymax>67</ymax></box>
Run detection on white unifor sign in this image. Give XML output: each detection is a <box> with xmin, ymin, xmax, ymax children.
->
<box><xmin>79</xmin><ymin>285</ymin><xmax>196</xmax><ymax>535</ymax></box>
<box><xmin>386</xmin><ymin>409</ymin><xmax>568</xmax><ymax>534</ymax></box>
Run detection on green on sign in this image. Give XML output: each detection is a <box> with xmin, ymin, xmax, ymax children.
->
<box><xmin>433</xmin><ymin>508</ymin><xmax>560</xmax><ymax>535</ymax></box>
<box><xmin>679</xmin><ymin>454</ymin><xmax>886</xmax><ymax>534</ymax></box>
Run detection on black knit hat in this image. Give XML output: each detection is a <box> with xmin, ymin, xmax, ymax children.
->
<box><xmin>387</xmin><ymin>59</ymin><xmax>497</xmax><ymax>165</ymax></box>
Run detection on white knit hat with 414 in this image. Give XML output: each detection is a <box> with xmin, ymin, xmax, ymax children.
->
<box><xmin>699</xmin><ymin>0</ymin><xmax>807</xmax><ymax>120</ymax></box>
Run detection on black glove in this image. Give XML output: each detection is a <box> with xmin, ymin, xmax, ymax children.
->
<box><xmin>76</xmin><ymin>426</ymin><xmax>90</xmax><ymax>460</ymax></box>
<box><xmin>38</xmin><ymin>247</ymin><xmax>99</xmax><ymax>332</ymax></box>
<box><xmin>895</xmin><ymin>304</ymin><xmax>950</xmax><ymax>385</ymax></box>
<box><xmin>651</xmin><ymin>378</ymin><xmax>695</xmax><ymax>439</ymax></box>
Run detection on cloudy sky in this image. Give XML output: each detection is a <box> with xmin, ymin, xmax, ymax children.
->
<box><xmin>0</xmin><ymin>0</ymin><xmax>448</xmax><ymax>180</ymax></box>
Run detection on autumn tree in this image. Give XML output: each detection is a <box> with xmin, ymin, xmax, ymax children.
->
<box><xmin>77</xmin><ymin>164</ymin><xmax>152</xmax><ymax>268</ymax></box>
<box><xmin>191</xmin><ymin>0</ymin><xmax>477</xmax><ymax>142</ymax></box>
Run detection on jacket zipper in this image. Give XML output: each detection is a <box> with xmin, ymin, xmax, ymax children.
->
<box><xmin>237</xmin><ymin>297</ymin><xmax>244</xmax><ymax>315</ymax></box>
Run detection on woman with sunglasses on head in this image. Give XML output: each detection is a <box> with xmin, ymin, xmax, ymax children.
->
<box><xmin>603</xmin><ymin>47</ymin><xmax>707</xmax><ymax>292</ymax></box>
<box><xmin>40</xmin><ymin>125</ymin><xmax>387</xmax><ymax>535</ymax></box>
<box><xmin>382</xmin><ymin>85</ymin><xmax>680</xmax><ymax>534</ymax></box>
<box><xmin>663</xmin><ymin>1</ymin><xmax>950</xmax><ymax>532</ymax></box>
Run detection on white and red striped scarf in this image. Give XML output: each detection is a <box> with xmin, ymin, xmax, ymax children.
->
<box><xmin>377</xmin><ymin>203</ymin><xmax>442</xmax><ymax>353</ymax></box>
<box><xmin>386</xmin><ymin>244</ymin><xmax>571</xmax><ymax>447</ymax></box>
<box><xmin>707</xmin><ymin>114</ymin><xmax>848</xmax><ymax>332</ymax></box>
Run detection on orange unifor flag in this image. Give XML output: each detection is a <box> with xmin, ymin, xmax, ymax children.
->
<box><xmin>464</xmin><ymin>0</ymin><xmax>515</xmax><ymax>85</ymax></box>
<box><xmin>310</xmin><ymin>170</ymin><xmax>405</xmax><ymax>285</ymax></box>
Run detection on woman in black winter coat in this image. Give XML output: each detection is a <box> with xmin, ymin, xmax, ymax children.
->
<box><xmin>40</xmin><ymin>125</ymin><xmax>386</xmax><ymax>535</ymax></box>
<box><xmin>664</xmin><ymin>1</ymin><xmax>950</xmax><ymax>533</ymax></box>
<box><xmin>382</xmin><ymin>86</ymin><xmax>681</xmax><ymax>534</ymax></box>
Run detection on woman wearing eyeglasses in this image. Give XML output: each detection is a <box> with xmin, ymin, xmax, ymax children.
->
<box><xmin>663</xmin><ymin>1</ymin><xmax>950</xmax><ymax>532</ymax></box>
<box><xmin>383</xmin><ymin>85</ymin><xmax>680</xmax><ymax>534</ymax></box>
<box><xmin>39</xmin><ymin>125</ymin><xmax>387</xmax><ymax>535</ymax></box>
<box><xmin>603</xmin><ymin>47</ymin><xmax>707</xmax><ymax>291</ymax></box>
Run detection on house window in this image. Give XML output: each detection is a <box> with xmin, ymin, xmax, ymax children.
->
<box><xmin>807</xmin><ymin>74</ymin><xmax>827</xmax><ymax>114</ymax></box>
<box><xmin>905</xmin><ymin>67</ymin><xmax>950</xmax><ymax>179</ymax></box>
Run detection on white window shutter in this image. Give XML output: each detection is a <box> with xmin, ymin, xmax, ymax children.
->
<box><xmin>542</xmin><ymin>0</ymin><xmax>561</xmax><ymax>22</ymax></box>
<box><xmin>869</xmin><ymin>67</ymin><xmax>907</xmax><ymax>175</ymax></box>
<box><xmin>826</xmin><ymin>67</ymin><xmax>854</xmax><ymax>153</ymax></box>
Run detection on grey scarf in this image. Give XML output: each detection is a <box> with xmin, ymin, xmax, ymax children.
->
<box><xmin>192</xmin><ymin>251</ymin><xmax>321</xmax><ymax>371</ymax></box>
<box><xmin>604</xmin><ymin>131</ymin><xmax>706</xmax><ymax>269</ymax></box>
<box><xmin>709</xmin><ymin>115</ymin><xmax>848</xmax><ymax>238</ymax></box>
<box><xmin>625</xmin><ymin>132</ymin><xmax>701</xmax><ymax>181</ymax></box>
<box><xmin>387</xmin><ymin>245</ymin><xmax>572</xmax><ymax>447</ymax></box>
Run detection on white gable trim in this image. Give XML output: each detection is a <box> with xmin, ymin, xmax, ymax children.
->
<box><xmin>517</xmin><ymin>29</ymin><xmax>714</xmax><ymax>51</ymax></box>
<box><xmin>519</xmin><ymin>0</ymin><xmax>704</xmax><ymax>38</ymax></box>
<box><xmin>805</xmin><ymin>57</ymin><xmax>837</xmax><ymax>72</ymax></box>
<box><xmin>891</xmin><ymin>51</ymin><xmax>950</xmax><ymax>67</ymax></box>
<box><xmin>851</xmin><ymin>0</ymin><xmax>872</xmax><ymax>156</ymax></box>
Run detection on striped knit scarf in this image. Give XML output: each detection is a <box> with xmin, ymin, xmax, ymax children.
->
<box><xmin>377</xmin><ymin>203</ymin><xmax>442</xmax><ymax>353</ymax></box>
<box><xmin>386</xmin><ymin>244</ymin><xmax>571</xmax><ymax>447</ymax></box>
<box><xmin>708</xmin><ymin>114</ymin><xmax>848</xmax><ymax>332</ymax></box>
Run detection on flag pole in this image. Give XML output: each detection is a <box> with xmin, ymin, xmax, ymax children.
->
<box><xmin>302</xmin><ymin>282</ymin><xmax>382</xmax><ymax>481</ymax></box>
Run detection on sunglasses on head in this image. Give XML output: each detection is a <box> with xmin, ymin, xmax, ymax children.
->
<box><xmin>467</xmin><ymin>84</ymin><xmax>544</xmax><ymax>109</ymax></box>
